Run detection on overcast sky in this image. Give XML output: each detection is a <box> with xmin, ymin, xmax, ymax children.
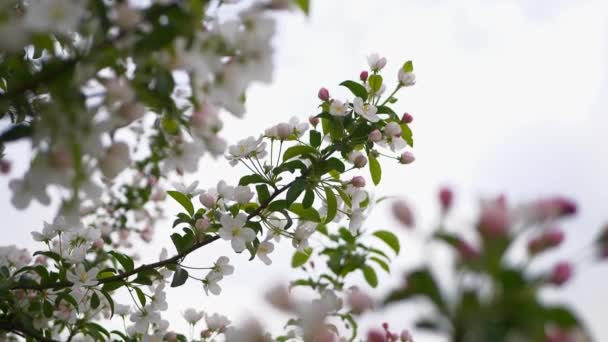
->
<box><xmin>2</xmin><ymin>0</ymin><xmax>608</xmax><ymax>341</ymax></box>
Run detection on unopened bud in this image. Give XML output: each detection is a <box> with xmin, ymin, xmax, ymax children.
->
<box><xmin>392</xmin><ymin>200</ymin><xmax>414</xmax><ymax>228</ymax></box>
<box><xmin>478</xmin><ymin>197</ymin><xmax>510</xmax><ymax>239</ymax></box>
<box><xmin>399</xmin><ymin>151</ymin><xmax>415</xmax><ymax>164</ymax></box>
<box><xmin>308</xmin><ymin>116</ymin><xmax>320</xmax><ymax>127</ymax></box>
<box><xmin>276</xmin><ymin>123</ymin><xmax>292</xmax><ymax>140</ymax></box>
<box><xmin>384</xmin><ymin>122</ymin><xmax>402</xmax><ymax>137</ymax></box>
<box><xmin>549</xmin><ymin>262</ymin><xmax>573</xmax><ymax>286</ymax></box>
<box><xmin>195</xmin><ymin>218</ymin><xmax>211</xmax><ymax>233</ymax></box>
<box><xmin>49</xmin><ymin>147</ymin><xmax>72</xmax><ymax>170</ymax></box>
<box><xmin>199</xmin><ymin>193</ymin><xmax>217</xmax><ymax>208</ymax></box>
<box><xmin>318</xmin><ymin>87</ymin><xmax>330</xmax><ymax>101</ymax></box>
<box><xmin>360</xmin><ymin>71</ymin><xmax>369</xmax><ymax>82</ymax></box>
<box><xmin>400</xmin><ymin>330</ymin><xmax>413</xmax><ymax>342</ymax></box>
<box><xmin>367</xmin><ymin>130</ymin><xmax>381</xmax><ymax>143</ymax></box>
<box><xmin>351</xmin><ymin>176</ymin><xmax>366</xmax><ymax>188</ymax></box>
<box><xmin>354</xmin><ymin>155</ymin><xmax>368</xmax><ymax>168</ymax></box>
<box><xmin>367</xmin><ymin>329</ymin><xmax>386</xmax><ymax>342</ymax></box>
<box><xmin>115</xmin><ymin>3</ymin><xmax>141</xmax><ymax>30</ymax></box>
<box><xmin>401</xmin><ymin>112</ymin><xmax>413</xmax><ymax>124</ymax></box>
<box><xmin>439</xmin><ymin>187</ymin><xmax>453</xmax><ymax>213</ymax></box>
<box><xmin>165</xmin><ymin>332</ymin><xmax>178</xmax><ymax>342</ymax></box>
<box><xmin>0</xmin><ymin>159</ymin><xmax>10</xmax><ymax>174</ymax></box>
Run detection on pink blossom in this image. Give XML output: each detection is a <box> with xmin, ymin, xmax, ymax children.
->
<box><xmin>199</xmin><ymin>193</ymin><xmax>217</xmax><ymax>208</ymax></box>
<box><xmin>456</xmin><ymin>239</ymin><xmax>479</xmax><ymax>260</ymax></box>
<box><xmin>0</xmin><ymin>159</ymin><xmax>11</xmax><ymax>174</ymax></box>
<box><xmin>347</xmin><ymin>287</ymin><xmax>374</xmax><ymax>314</ymax></box>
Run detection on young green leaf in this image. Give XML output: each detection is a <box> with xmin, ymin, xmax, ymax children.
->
<box><xmin>288</xmin><ymin>203</ymin><xmax>322</xmax><ymax>222</ymax></box>
<box><xmin>368</xmin><ymin>75</ymin><xmax>383</xmax><ymax>93</ymax></box>
<box><xmin>372</xmin><ymin>230</ymin><xmax>400</xmax><ymax>254</ymax></box>
<box><xmin>282</xmin><ymin>145</ymin><xmax>318</xmax><ymax>162</ymax></box>
<box><xmin>361</xmin><ymin>265</ymin><xmax>378</xmax><ymax>288</ymax></box>
<box><xmin>167</xmin><ymin>191</ymin><xmax>194</xmax><ymax>216</ymax></box>
<box><xmin>291</xmin><ymin>248</ymin><xmax>313</xmax><ymax>268</ymax></box>
<box><xmin>324</xmin><ymin>186</ymin><xmax>337</xmax><ymax>223</ymax></box>
<box><xmin>339</xmin><ymin>80</ymin><xmax>368</xmax><ymax>100</ymax></box>
<box><xmin>170</xmin><ymin>267</ymin><xmax>188</xmax><ymax>287</ymax></box>
<box><xmin>309</xmin><ymin>130</ymin><xmax>321</xmax><ymax>148</ymax></box>
<box><xmin>368</xmin><ymin>154</ymin><xmax>382</xmax><ymax>185</ymax></box>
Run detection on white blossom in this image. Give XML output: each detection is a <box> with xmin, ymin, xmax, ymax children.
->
<box><xmin>352</xmin><ymin>97</ymin><xmax>380</xmax><ymax>122</ymax></box>
<box><xmin>256</xmin><ymin>241</ymin><xmax>274</xmax><ymax>265</ymax></box>
<box><xmin>24</xmin><ymin>0</ymin><xmax>86</xmax><ymax>34</ymax></box>
<box><xmin>66</xmin><ymin>265</ymin><xmax>98</xmax><ymax>288</ymax></box>
<box><xmin>367</xmin><ymin>53</ymin><xmax>387</xmax><ymax>71</ymax></box>
<box><xmin>234</xmin><ymin>185</ymin><xmax>254</xmax><ymax>204</ymax></box>
<box><xmin>211</xmin><ymin>256</ymin><xmax>235</xmax><ymax>278</ymax></box>
<box><xmin>205</xmin><ymin>312</ymin><xmax>231</xmax><ymax>332</ymax></box>
<box><xmin>226</xmin><ymin>136</ymin><xmax>267</xmax><ymax>166</ymax></box>
<box><xmin>183</xmin><ymin>308</ymin><xmax>205</xmax><ymax>325</ymax></box>
<box><xmin>219</xmin><ymin>213</ymin><xmax>256</xmax><ymax>253</ymax></box>
<box><xmin>329</xmin><ymin>100</ymin><xmax>348</xmax><ymax>117</ymax></box>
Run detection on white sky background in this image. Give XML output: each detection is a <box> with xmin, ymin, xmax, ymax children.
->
<box><xmin>2</xmin><ymin>0</ymin><xmax>608</xmax><ymax>340</ymax></box>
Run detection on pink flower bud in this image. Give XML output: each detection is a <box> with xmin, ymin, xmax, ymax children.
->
<box><xmin>119</xmin><ymin>229</ymin><xmax>130</xmax><ymax>240</ymax></box>
<box><xmin>360</xmin><ymin>71</ymin><xmax>369</xmax><ymax>82</ymax></box>
<box><xmin>165</xmin><ymin>332</ymin><xmax>178</xmax><ymax>342</ymax></box>
<box><xmin>382</xmin><ymin>322</ymin><xmax>389</xmax><ymax>331</ymax></box>
<box><xmin>368</xmin><ymin>329</ymin><xmax>386</xmax><ymax>342</ymax></box>
<box><xmin>276</xmin><ymin>122</ymin><xmax>292</xmax><ymax>140</ymax></box>
<box><xmin>543</xmin><ymin>228</ymin><xmax>565</xmax><ymax>248</ymax></box>
<box><xmin>93</xmin><ymin>238</ymin><xmax>105</xmax><ymax>249</ymax></box>
<box><xmin>199</xmin><ymin>193</ymin><xmax>217</xmax><ymax>208</ymax></box>
<box><xmin>457</xmin><ymin>239</ymin><xmax>480</xmax><ymax>260</ymax></box>
<box><xmin>401</xmin><ymin>112</ymin><xmax>413</xmax><ymax>124</ymax></box>
<box><xmin>400</xmin><ymin>330</ymin><xmax>413</xmax><ymax>342</ymax></box>
<box><xmin>115</xmin><ymin>3</ymin><xmax>141</xmax><ymax>30</ymax></box>
<box><xmin>49</xmin><ymin>147</ymin><xmax>72</xmax><ymax>170</ymax></box>
<box><xmin>354</xmin><ymin>155</ymin><xmax>368</xmax><ymax>168</ymax></box>
<box><xmin>318</xmin><ymin>87</ymin><xmax>330</xmax><ymax>101</ymax></box>
<box><xmin>195</xmin><ymin>218</ymin><xmax>210</xmax><ymax>233</ymax></box>
<box><xmin>140</xmin><ymin>227</ymin><xmax>153</xmax><ymax>242</ymax></box>
<box><xmin>309</xmin><ymin>115</ymin><xmax>320</xmax><ymax>127</ymax></box>
<box><xmin>34</xmin><ymin>256</ymin><xmax>47</xmax><ymax>265</ymax></box>
<box><xmin>392</xmin><ymin>200</ymin><xmax>414</xmax><ymax>228</ymax></box>
<box><xmin>118</xmin><ymin>102</ymin><xmax>145</xmax><ymax>123</ymax></box>
<box><xmin>99</xmin><ymin>142</ymin><xmax>131</xmax><ymax>179</ymax></box>
<box><xmin>347</xmin><ymin>288</ymin><xmax>374</xmax><ymax>315</ymax></box>
<box><xmin>384</xmin><ymin>122</ymin><xmax>402</xmax><ymax>137</ymax></box>
<box><xmin>439</xmin><ymin>187</ymin><xmax>453</xmax><ymax>213</ymax></box>
<box><xmin>478</xmin><ymin>197</ymin><xmax>510</xmax><ymax>239</ymax></box>
<box><xmin>527</xmin><ymin>236</ymin><xmax>545</xmax><ymax>255</ymax></box>
<box><xmin>549</xmin><ymin>262</ymin><xmax>573</xmax><ymax>286</ymax></box>
<box><xmin>399</xmin><ymin>151</ymin><xmax>415</xmax><ymax>164</ymax></box>
<box><xmin>351</xmin><ymin>176</ymin><xmax>366</xmax><ymax>188</ymax></box>
<box><xmin>0</xmin><ymin>159</ymin><xmax>11</xmax><ymax>174</ymax></box>
<box><xmin>369</xmin><ymin>129</ymin><xmax>383</xmax><ymax>142</ymax></box>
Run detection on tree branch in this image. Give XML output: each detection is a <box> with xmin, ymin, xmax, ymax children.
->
<box><xmin>8</xmin><ymin>147</ymin><xmax>336</xmax><ymax>292</ymax></box>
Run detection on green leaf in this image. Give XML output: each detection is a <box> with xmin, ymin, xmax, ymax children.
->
<box><xmin>324</xmin><ymin>186</ymin><xmax>337</xmax><ymax>223</ymax></box>
<box><xmin>368</xmin><ymin>75</ymin><xmax>383</xmax><ymax>93</ymax></box>
<box><xmin>43</xmin><ymin>300</ymin><xmax>54</xmax><ymax>318</ymax></box>
<box><xmin>286</xmin><ymin>179</ymin><xmax>307</xmax><ymax>206</ymax></box>
<box><xmin>100</xmin><ymin>290</ymin><xmax>115</xmax><ymax>318</ymax></box>
<box><xmin>369</xmin><ymin>256</ymin><xmax>390</xmax><ymax>273</ymax></box>
<box><xmin>239</xmin><ymin>174</ymin><xmax>269</xmax><ymax>186</ymax></box>
<box><xmin>90</xmin><ymin>292</ymin><xmax>100</xmax><ymax>309</ymax></box>
<box><xmin>256</xmin><ymin>184</ymin><xmax>271</xmax><ymax>204</ymax></box>
<box><xmin>372</xmin><ymin>230</ymin><xmax>400</xmax><ymax>255</ymax></box>
<box><xmin>101</xmin><ymin>281</ymin><xmax>124</xmax><ymax>292</ymax></box>
<box><xmin>339</xmin><ymin>227</ymin><xmax>355</xmax><ymax>244</ymax></box>
<box><xmin>402</xmin><ymin>60</ymin><xmax>414</xmax><ymax>72</ymax></box>
<box><xmin>109</xmin><ymin>252</ymin><xmax>135</xmax><ymax>272</ymax></box>
<box><xmin>288</xmin><ymin>203</ymin><xmax>322</xmax><ymax>222</ymax></box>
<box><xmin>133</xmin><ymin>287</ymin><xmax>146</xmax><ymax>307</ymax></box>
<box><xmin>309</xmin><ymin>130</ymin><xmax>321</xmax><ymax>148</ymax></box>
<box><xmin>320</xmin><ymin>158</ymin><xmax>345</xmax><ymax>174</ymax></box>
<box><xmin>291</xmin><ymin>248</ymin><xmax>313</xmax><ymax>268</ymax></box>
<box><xmin>302</xmin><ymin>189</ymin><xmax>315</xmax><ymax>208</ymax></box>
<box><xmin>294</xmin><ymin>0</ymin><xmax>310</xmax><ymax>15</ymax></box>
<box><xmin>400</xmin><ymin>122</ymin><xmax>414</xmax><ymax>147</ymax></box>
<box><xmin>268</xmin><ymin>199</ymin><xmax>289</xmax><ymax>211</ymax></box>
<box><xmin>361</xmin><ymin>265</ymin><xmax>378</xmax><ymax>288</ymax></box>
<box><xmin>170</xmin><ymin>267</ymin><xmax>188</xmax><ymax>287</ymax></box>
<box><xmin>368</xmin><ymin>154</ymin><xmax>382</xmax><ymax>185</ymax></box>
<box><xmin>339</xmin><ymin>80</ymin><xmax>368</xmax><ymax>101</ymax></box>
<box><xmin>283</xmin><ymin>145</ymin><xmax>318</xmax><ymax>162</ymax></box>
<box><xmin>167</xmin><ymin>191</ymin><xmax>194</xmax><ymax>216</ymax></box>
